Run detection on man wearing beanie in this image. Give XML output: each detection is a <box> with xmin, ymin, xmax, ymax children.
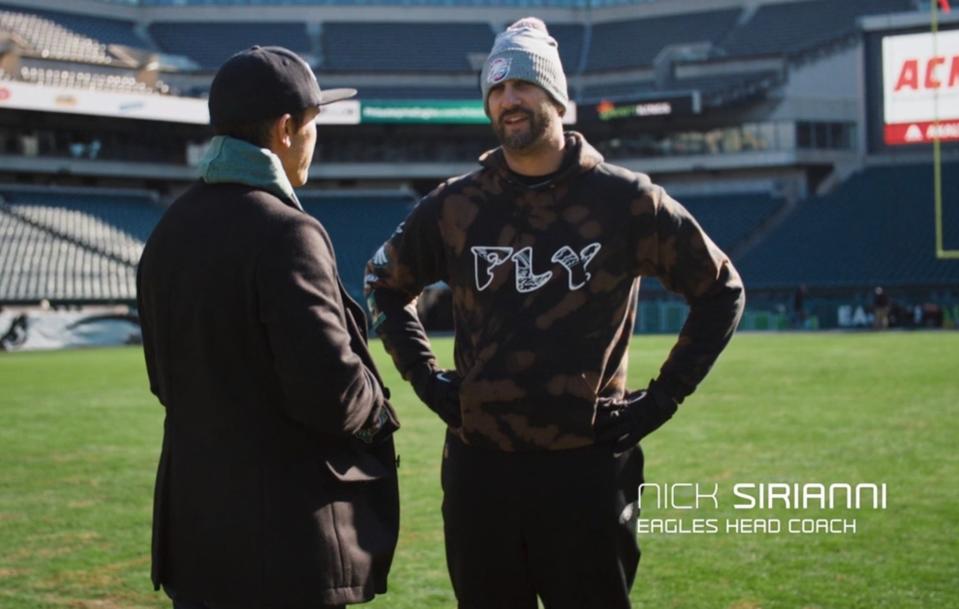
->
<box><xmin>366</xmin><ymin>17</ymin><xmax>745</xmax><ymax>609</ymax></box>
<box><xmin>138</xmin><ymin>46</ymin><xmax>399</xmax><ymax>609</ymax></box>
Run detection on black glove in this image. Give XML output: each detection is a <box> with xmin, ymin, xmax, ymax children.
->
<box><xmin>594</xmin><ymin>380</ymin><xmax>678</xmax><ymax>452</ymax></box>
<box><xmin>410</xmin><ymin>366</ymin><xmax>462</xmax><ymax>428</ymax></box>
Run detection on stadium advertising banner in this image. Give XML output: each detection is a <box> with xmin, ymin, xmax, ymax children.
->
<box><xmin>0</xmin><ymin>85</ymin><xmax>570</xmax><ymax>126</ymax></box>
<box><xmin>359</xmin><ymin>100</ymin><xmax>577</xmax><ymax>125</ymax></box>
<box><xmin>882</xmin><ymin>29</ymin><xmax>959</xmax><ymax>145</ymax></box>
<box><xmin>316</xmin><ymin>100</ymin><xmax>361</xmax><ymax>125</ymax></box>
<box><xmin>0</xmin><ymin>80</ymin><xmax>361</xmax><ymax>125</ymax></box>
<box><xmin>585</xmin><ymin>93</ymin><xmax>700</xmax><ymax>122</ymax></box>
<box><xmin>0</xmin><ymin>80</ymin><xmax>210</xmax><ymax>124</ymax></box>
<box><xmin>361</xmin><ymin>100</ymin><xmax>488</xmax><ymax>124</ymax></box>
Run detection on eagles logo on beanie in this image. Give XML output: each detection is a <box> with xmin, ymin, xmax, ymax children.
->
<box><xmin>480</xmin><ymin>17</ymin><xmax>569</xmax><ymax>116</ymax></box>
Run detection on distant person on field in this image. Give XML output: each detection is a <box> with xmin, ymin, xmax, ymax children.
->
<box><xmin>137</xmin><ymin>46</ymin><xmax>399</xmax><ymax>609</ymax></box>
<box><xmin>793</xmin><ymin>284</ymin><xmax>807</xmax><ymax>329</ymax></box>
<box><xmin>364</xmin><ymin>18</ymin><xmax>745</xmax><ymax>608</ymax></box>
<box><xmin>873</xmin><ymin>286</ymin><xmax>890</xmax><ymax>329</ymax></box>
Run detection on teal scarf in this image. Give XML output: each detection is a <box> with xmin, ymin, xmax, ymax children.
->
<box><xmin>198</xmin><ymin>136</ymin><xmax>302</xmax><ymax>210</ymax></box>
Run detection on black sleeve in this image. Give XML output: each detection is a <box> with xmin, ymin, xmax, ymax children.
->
<box><xmin>257</xmin><ymin>217</ymin><xmax>386</xmax><ymax>435</ymax></box>
<box><xmin>632</xmin><ymin>184</ymin><xmax>746</xmax><ymax>403</ymax></box>
<box><xmin>136</xmin><ymin>260</ymin><xmax>161</xmax><ymax>402</ymax></box>
<box><xmin>363</xmin><ymin>193</ymin><xmax>447</xmax><ymax>383</ymax></box>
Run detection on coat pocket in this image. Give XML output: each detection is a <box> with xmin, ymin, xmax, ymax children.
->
<box><xmin>320</xmin><ymin>442</ymin><xmax>400</xmax><ymax>600</ymax></box>
<box><xmin>325</xmin><ymin>446</ymin><xmax>392</xmax><ymax>482</ymax></box>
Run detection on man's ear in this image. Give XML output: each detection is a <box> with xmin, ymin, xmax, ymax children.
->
<box><xmin>270</xmin><ymin>113</ymin><xmax>294</xmax><ymax>149</ymax></box>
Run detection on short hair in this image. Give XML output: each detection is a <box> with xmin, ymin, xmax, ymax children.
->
<box><xmin>213</xmin><ymin>107</ymin><xmax>312</xmax><ymax>148</ymax></box>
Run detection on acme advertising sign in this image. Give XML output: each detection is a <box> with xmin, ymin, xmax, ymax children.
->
<box><xmin>882</xmin><ymin>29</ymin><xmax>959</xmax><ymax>145</ymax></box>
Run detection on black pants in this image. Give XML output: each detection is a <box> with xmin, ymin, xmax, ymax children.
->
<box><xmin>165</xmin><ymin>587</ymin><xmax>344</xmax><ymax>609</ymax></box>
<box><xmin>441</xmin><ymin>432</ymin><xmax>644</xmax><ymax>609</ymax></box>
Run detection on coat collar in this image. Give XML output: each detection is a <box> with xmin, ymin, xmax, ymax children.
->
<box><xmin>198</xmin><ymin>136</ymin><xmax>303</xmax><ymax>210</ymax></box>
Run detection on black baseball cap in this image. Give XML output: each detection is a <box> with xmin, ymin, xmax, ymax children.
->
<box><xmin>208</xmin><ymin>45</ymin><xmax>356</xmax><ymax>127</ymax></box>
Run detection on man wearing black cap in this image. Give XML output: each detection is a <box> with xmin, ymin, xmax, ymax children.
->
<box><xmin>365</xmin><ymin>18</ymin><xmax>744</xmax><ymax>609</ymax></box>
<box><xmin>137</xmin><ymin>46</ymin><xmax>399</xmax><ymax>609</ymax></box>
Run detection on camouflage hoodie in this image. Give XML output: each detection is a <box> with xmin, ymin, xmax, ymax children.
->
<box><xmin>365</xmin><ymin>132</ymin><xmax>744</xmax><ymax>451</ymax></box>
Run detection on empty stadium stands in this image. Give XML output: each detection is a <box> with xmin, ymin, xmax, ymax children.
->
<box><xmin>1</xmin><ymin>191</ymin><xmax>162</xmax><ymax>265</ymax></box>
<box><xmin>0</xmin><ymin>208</ymin><xmax>136</xmax><ymax>302</ymax></box>
<box><xmin>300</xmin><ymin>192</ymin><xmax>415</xmax><ymax>302</ymax></box>
<box><xmin>1</xmin><ymin>170</ymin><xmax>954</xmax><ymax>311</ymax></box>
<box><xmin>675</xmin><ymin>71</ymin><xmax>783</xmax><ymax>106</ymax></box>
<box><xmin>737</xmin><ymin>163</ymin><xmax>959</xmax><ymax>289</ymax></box>
<box><xmin>581</xmin><ymin>71</ymin><xmax>782</xmax><ymax>104</ymax></box>
<box><xmin>0</xmin><ymin>188</ymin><xmax>420</xmax><ymax>304</ymax></box>
<box><xmin>580</xmin><ymin>80</ymin><xmax>658</xmax><ymax>102</ymax></box>
<box><xmin>0</xmin><ymin>3</ymin><xmax>144</xmax><ymax>48</ymax></box>
<box><xmin>587</xmin><ymin>9</ymin><xmax>741</xmax><ymax>71</ymax></box>
<box><xmin>148</xmin><ymin>22</ymin><xmax>311</xmax><ymax>69</ymax></box>
<box><xmin>135</xmin><ymin>0</ymin><xmax>604</xmax><ymax>4</ymax></box>
<box><xmin>544</xmin><ymin>23</ymin><xmax>585</xmax><ymax>72</ymax></box>
<box><xmin>635</xmin><ymin>191</ymin><xmax>786</xmax><ymax>295</ymax></box>
<box><xmin>0</xmin><ymin>1</ymin><xmax>927</xmax><ymax>106</ymax></box>
<box><xmin>717</xmin><ymin>0</ymin><xmax>914</xmax><ymax>58</ymax></box>
<box><xmin>0</xmin><ymin>8</ymin><xmax>115</xmax><ymax>64</ymax></box>
<box><xmin>321</xmin><ymin>22</ymin><xmax>493</xmax><ymax>72</ymax></box>
<box><xmin>681</xmin><ymin>192</ymin><xmax>786</xmax><ymax>255</ymax></box>
<box><xmin>0</xmin><ymin>190</ymin><xmax>163</xmax><ymax>302</ymax></box>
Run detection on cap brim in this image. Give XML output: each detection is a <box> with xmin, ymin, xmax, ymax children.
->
<box><xmin>317</xmin><ymin>88</ymin><xmax>357</xmax><ymax>106</ymax></box>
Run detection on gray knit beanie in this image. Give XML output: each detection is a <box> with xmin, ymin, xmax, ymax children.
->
<box><xmin>480</xmin><ymin>17</ymin><xmax>568</xmax><ymax>116</ymax></box>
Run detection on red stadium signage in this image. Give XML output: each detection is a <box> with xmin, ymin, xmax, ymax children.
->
<box><xmin>884</xmin><ymin>120</ymin><xmax>959</xmax><ymax>144</ymax></box>
<box><xmin>882</xmin><ymin>29</ymin><xmax>959</xmax><ymax>145</ymax></box>
<box><xmin>892</xmin><ymin>56</ymin><xmax>959</xmax><ymax>91</ymax></box>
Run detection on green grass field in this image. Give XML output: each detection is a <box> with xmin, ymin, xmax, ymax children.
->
<box><xmin>1</xmin><ymin>333</ymin><xmax>957</xmax><ymax>609</ymax></box>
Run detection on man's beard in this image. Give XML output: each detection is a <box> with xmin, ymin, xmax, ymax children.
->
<box><xmin>494</xmin><ymin>106</ymin><xmax>550</xmax><ymax>152</ymax></box>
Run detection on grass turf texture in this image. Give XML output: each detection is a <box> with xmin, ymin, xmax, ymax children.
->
<box><xmin>0</xmin><ymin>333</ymin><xmax>956</xmax><ymax>609</ymax></box>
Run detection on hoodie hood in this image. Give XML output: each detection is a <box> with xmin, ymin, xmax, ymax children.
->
<box><xmin>478</xmin><ymin>131</ymin><xmax>604</xmax><ymax>190</ymax></box>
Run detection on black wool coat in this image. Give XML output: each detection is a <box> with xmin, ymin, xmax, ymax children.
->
<box><xmin>137</xmin><ymin>182</ymin><xmax>399</xmax><ymax>608</ymax></box>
